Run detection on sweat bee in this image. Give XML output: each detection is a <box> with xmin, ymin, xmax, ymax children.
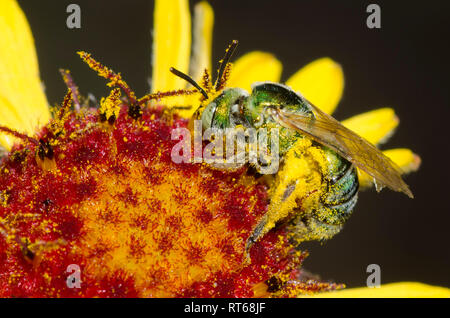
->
<box><xmin>170</xmin><ymin>40</ymin><xmax>413</xmax><ymax>254</ymax></box>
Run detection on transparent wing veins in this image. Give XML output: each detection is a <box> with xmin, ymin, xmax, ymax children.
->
<box><xmin>272</xmin><ymin>104</ymin><xmax>413</xmax><ymax>198</ymax></box>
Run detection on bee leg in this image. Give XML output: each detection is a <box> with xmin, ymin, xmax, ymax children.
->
<box><xmin>245</xmin><ymin>215</ymin><xmax>268</xmax><ymax>255</ymax></box>
<box><xmin>245</xmin><ymin>142</ymin><xmax>325</xmax><ymax>259</ymax></box>
<box><xmin>288</xmin><ymin>213</ymin><xmax>344</xmax><ymax>243</ymax></box>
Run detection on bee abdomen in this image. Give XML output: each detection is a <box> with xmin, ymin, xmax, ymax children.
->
<box><xmin>313</xmin><ymin>152</ymin><xmax>359</xmax><ymax>226</ymax></box>
<box><xmin>323</xmin><ymin>164</ymin><xmax>359</xmax><ymax>206</ymax></box>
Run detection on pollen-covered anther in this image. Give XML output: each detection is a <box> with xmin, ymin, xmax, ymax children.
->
<box><xmin>216</xmin><ymin>62</ymin><xmax>232</xmax><ymax>91</ymax></box>
<box><xmin>50</xmin><ymin>90</ymin><xmax>73</xmax><ymax>137</ymax></box>
<box><xmin>59</xmin><ymin>69</ymin><xmax>82</xmax><ymax>111</ymax></box>
<box><xmin>77</xmin><ymin>51</ymin><xmax>198</xmax><ymax>121</ymax></box>
<box><xmin>77</xmin><ymin>51</ymin><xmax>137</xmax><ymax>104</ymax></box>
<box><xmin>127</xmin><ymin>103</ymin><xmax>143</xmax><ymax>120</ymax></box>
<box><xmin>35</xmin><ymin>139</ymin><xmax>56</xmax><ymax>171</ymax></box>
<box><xmin>99</xmin><ymin>88</ymin><xmax>122</xmax><ymax>124</ymax></box>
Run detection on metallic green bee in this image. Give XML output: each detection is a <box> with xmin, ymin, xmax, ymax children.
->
<box><xmin>170</xmin><ymin>40</ymin><xmax>413</xmax><ymax>253</ymax></box>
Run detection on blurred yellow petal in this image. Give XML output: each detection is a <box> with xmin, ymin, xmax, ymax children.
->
<box><xmin>151</xmin><ymin>0</ymin><xmax>191</xmax><ymax>93</ymax></box>
<box><xmin>306</xmin><ymin>282</ymin><xmax>450</xmax><ymax>298</ymax></box>
<box><xmin>0</xmin><ymin>0</ymin><xmax>50</xmax><ymax>149</ymax></box>
<box><xmin>286</xmin><ymin>57</ymin><xmax>344</xmax><ymax>115</ymax></box>
<box><xmin>227</xmin><ymin>52</ymin><xmax>282</xmax><ymax>93</ymax></box>
<box><xmin>342</xmin><ymin>108</ymin><xmax>399</xmax><ymax>146</ymax></box>
<box><xmin>0</xmin><ymin>95</ymin><xmax>27</xmax><ymax>147</ymax></box>
<box><xmin>358</xmin><ymin>148</ymin><xmax>421</xmax><ymax>188</ymax></box>
<box><xmin>383</xmin><ymin>148</ymin><xmax>422</xmax><ymax>173</ymax></box>
<box><xmin>190</xmin><ymin>1</ymin><xmax>214</xmax><ymax>82</ymax></box>
<box><xmin>177</xmin><ymin>1</ymin><xmax>214</xmax><ymax>119</ymax></box>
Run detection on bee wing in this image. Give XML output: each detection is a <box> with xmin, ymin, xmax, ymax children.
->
<box><xmin>272</xmin><ymin>104</ymin><xmax>413</xmax><ymax>198</ymax></box>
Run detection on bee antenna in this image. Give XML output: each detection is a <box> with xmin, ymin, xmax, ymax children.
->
<box><xmin>215</xmin><ymin>40</ymin><xmax>238</xmax><ymax>90</ymax></box>
<box><xmin>169</xmin><ymin>67</ymin><xmax>209</xmax><ymax>100</ymax></box>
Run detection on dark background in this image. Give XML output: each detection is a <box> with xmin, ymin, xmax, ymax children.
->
<box><xmin>17</xmin><ymin>0</ymin><xmax>450</xmax><ymax>288</ymax></box>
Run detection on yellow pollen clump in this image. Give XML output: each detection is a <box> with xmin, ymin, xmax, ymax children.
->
<box><xmin>99</xmin><ymin>88</ymin><xmax>122</xmax><ymax>121</ymax></box>
<box><xmin>256</xmin><ymin>138</ymin><xmax>328</xmax><ymax>240</ymax></box>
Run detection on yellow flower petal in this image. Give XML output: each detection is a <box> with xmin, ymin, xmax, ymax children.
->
<box><xmin>358</xmin><ymin>148</ymin><xmax>421</xmax><ymax>188</ymax></box>
<box><xmin>190</xmin><ymin>1</ymin><xmax>214</xmax><ymax>82</ymax></box>
<box><xmin>227</xmin><ymin>51</ymin><xmax>282</xmax><ymax>93</ymax></box>
<box><xmin>176</xmin><ymin>1</ymin><xmax>214</xmax><ymax>119</ymax></box>
<box><xmin>286</xmin><ymin>57</ymin><xmax>344</xmax><ymax>115</ymax></box>
<box><xmin>342</xmin><ymin>108</ymin><xmax>399</xmax><ymax>146</ymax></box>
<box><xmin>383</xmin><ymin>148</ymin><xmax>421</xmax><ymax>173</ymax></box>
<box><xmin>0</xmin><ymin>0</ymin><xmax>50</xmax><ymax>149</ymax></box>
<box><xmin>151</xmin><ymin>0</ymin><xmax>191</xmax><ymax>93</ymax></box>
<box><xmin>306</xmin><ymin>282</ymin><xmax>450</xmax><ymax>298</ymax></box>
<box><xmin>0</xmin><ymin>95</ymin><xmax>27</xmax><ymax>147</ymax></box>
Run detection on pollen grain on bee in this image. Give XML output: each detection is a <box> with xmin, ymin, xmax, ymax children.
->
<box><xmin>171</xmin><ymin>120</ymin><xmax>280</xmax><ymax>175</ymax></box>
